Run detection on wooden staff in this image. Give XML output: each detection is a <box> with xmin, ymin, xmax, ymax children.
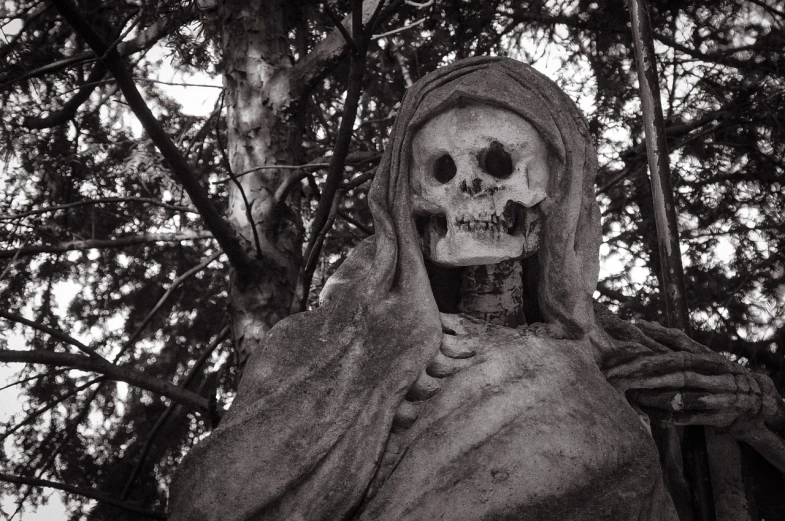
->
<box><xmin>627</xmin><ymin>0</ymin><xmax>716</xmax><ymax>519</ymax></box>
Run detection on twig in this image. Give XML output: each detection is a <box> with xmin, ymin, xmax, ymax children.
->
<box><xmin>0</xmin><ymin>197</ymin><xmax>198</xmax><ymax>221</ymax></box>
<box><xmin>21</xmin><ymin>62</ymin><xmax>107</xmax><ymax>129</ymax></box>
<box><xmin>0</xmin><ymin>310</ymin><xmax>105</xmax><ymax>361</ymax></box>
<box><xmin>282</xmin><ymin>0</ymin><xmax>387</xmax><ymax>100</ymax></box>
<box><xmin>49</xmin><ymin>0</ymin><xmax>253</xmax><ymax>276</ymax></box>
<box><xmin>337</xmin><ymin>210</ymin><xmax>372</xmax><ymax>235</ymax></box>
<box><xmin>0</xmin><ymin>350</ymin><xmax>209</xmax><ymax>412</ymax></box>
<box><xmin>1</xmin><ymin>377</ymin><xmax>104</xmax><ymax>442</ymax></box>
<box><xmin>0</xmin><ymin>472</ymin><xmax>166</xmax><ymax>520</ymax></box>
<box><xmin>7</xmin><ymin>388</ymin><xmax>100</xmax><ymax>520</ymax></box>
<box><xmin>292</xmin><ymin>0</ymin><xmax>369</xmax><ymax>313</ymax></box>
<box><xmin>0</xmin><ymin>3</ymin><xmax>199</xmax><ymax>91</ymax></box>
<box><xmin>132</xmin><ymin>77</ymin><xmax>223</xmax><ymax>89</ymax></box>
<box><xmin>120</xmin><ymin>326</ymin><xmax>230</xmax><ymax>500</ymax></box>
<box><xmin>372</xmin><ymin>17</ymin><xmax>426</xmax><ymax>39</ymax></box>
<box><xmin>212</xmin><ymin>152</ymin><xmax>380</xmax><ymax>184</ymax></box>
<box><xmin>123</xmin><ymin>251</ymin><xmax>224</xmax><ymax>352</ymax></box>
<box><xmin>0</xmin><ymin>368</ymin><xmax>69</xmax><ymax>392</ymax></box>
<box><xmin>0</xmin><ymin>239</ymin><xmax>28</xmax><ymax>281</ymax></box>
<box><xmin>323</xmin><ymin>2</ymin><xmax>358</xmax><ymax>54</ymax></box>
<box><xmin>0</xmin><ymin>231</ymin><xmax>214</xmax><ymax>259</ymax></box>
<box><xmin>342</xmin><ymin>168</ymin><xmax>377</xmax><ymax>190</ymax></box>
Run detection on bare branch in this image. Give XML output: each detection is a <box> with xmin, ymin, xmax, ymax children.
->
<box><xmin>120</xmin><ymin>326</ymin><xmax>230</xmax><ymax>500</ymax></box>
<box><xmin>0</xmin><ymin>310</ymin><xmax>105</xmax><ymax>360</ymax></box>
<box><xmin>124</xmin><ymin>251</ymin><xmax>224</xmax><ymax>351</ymax></box>
<box><xmin>21</xmin><ymin>62</ymin><xmax>106</xmax><ymax>129</ymax></box>
<box><xmin>0</xmin><ymin>472</ymin><xmax>166</xmax><ymax>520</ymax></box>
<box><xmin>48</xmin><ymin>0</ymin><xmax>254</xmax><ymax>276</ymax></box>
<box><xmin>0</xmin><ymin>197</ymin><xmax>198</xmax><ymax>221</ymax></box>
<box><xmin>338</xmin><ymin>210</ymin><xmax>372</xmax><ymax>235</ymax></box>
<box><xmin>0</xmin><ymin>368</ymin><xmax>69</xmax><ymax>392</ymax></box>
<box><xmin>0</xmin><ymin>3</ymin><xmax>199</xmax><ymax>90</ymax></box>
<box><xmin>1</xmin><ymin>377</ymin><xmax>104</xmax><ymax>442</ymax></box>
<box><xmin>0</xmin><ymin>231</ymin><xmax>214</xmax><ymax>259</ymax></box>
<box><xmin>498</xmin><ymin>8</ymin><xmax>781</xmax><ymax>75</ymax></box>
<box><xmin>292</xmin><ymin>0</ymin><xmax>371</xmax><ymax>312</ymax></box>
<box><xmin>342</xmin><ymin>167</ymin><xmax>377</xmax><ymax>190</ymax></box>
<box><xmin>372</xmin><ymin>17</ymin><xmax>426</xmax><ymax>39</ymax></box>
<box><xmin>0</xmin><ymin>238</ymin><xmax>27</xmax><ymax>281</ymax></box>
<box><xmin>131</xmin><ymin>77</ymin><xmax>222</xmax><ymax>89</ymax></box>
<box><xmin>0</xmin><ymin>350</ymin><xmax>209</xmax><ymax>412</ymax></box>
<box><xmin>283</xmin><ymin>0</ymin><xmax>384</xmax><ymax>99</ymax></box>
<box><xmin>323</xmin><ymin>2</ymin><xmax>357</xmax><ymax>54</ymax></box>
<box><xmin>213</xmin><ymin>151</ymin><xmax>380</xmax><ymax>184</ymax></box>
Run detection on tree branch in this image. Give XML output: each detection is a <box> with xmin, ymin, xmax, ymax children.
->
<box><xmin>291</xmin><ymin>0</ymin><xmax>370</xmax><ymax>313</ymax></box>
<box><xmin>48</xmin><ymin>0</ymin><xmax>254</xmax><ymax>276</ymax></box>
<box><xmin>213</xmin><ymin>151</ymin><xmax>381</xmax><ymax>184</ymax></box>
<box><xmin>1</xmin><ymin>376</ymin><xmax>104</xmax><ymax>442</ymax></box>
<box><xmin>0</xmin><ymin>3</ymin><xmax>198</xmax><ymax>90</ymax></box>
<box><xmin>120</xmin><ymin>326</ymin><xmax>230</xmax><ymax>500</ymax></box>
<box><xmin>0</xmin><ymin>231</ymin><xmax>214</xmax><ymax>259</ymax></box>
<box><xmin>0</xmin><ymin>350</ymin><xmax>209</xmax><ymax>413</ymax></box>
<box><xmin>323</xmin><ymin>3</ymin><xmax>358</xmax><ymax>54</ymax></box>
<box><xmin>123</xmin><ymin>251</ymin><xmax>224</xmax><ymax>351</ymax></box>
<box><xmin>0</xmin><ymin>310</ymin><xmax>105</xmax><ymax>360</ymax></box>
<box><xmin>0</xmin><ymin>197</ymin><xmax>198</xmax><ymax>221</ymax></box>
<box><xmin>282</xmin><ymin>0</ymin><xmax>385</xmax><ymax>99</ymax></box>
<box><xmin>498</xmin><ymin>8</ymin><xmax>780</xmax><ymax>75</ymax></box>
<box><xmin>0</xmin><ymin>472</ymin><xmax>166</xmax><ymax>520</ymax></box>
<box><xmin>21</xmin><ymin>62</ymin><xmax>106</xmax><ymax>129</ymax></box>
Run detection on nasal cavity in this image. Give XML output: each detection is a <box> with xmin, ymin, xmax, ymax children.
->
<box><xmin>459</xmin><ymin>178</ymin><xmax>484</xmax><ymax>195</ymax></box>
<box><xmin>433</xmin><ymin>154</ymin><xmax>457</xmax><ymax>184</ymax></box>
<box><xmin>478</xmin><ymin>141</ymin><xmax>513</xmax><ymax>179</ymax></box>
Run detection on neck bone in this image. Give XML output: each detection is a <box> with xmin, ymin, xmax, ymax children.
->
<box><xmin>457</xmin><ymin>259</ymin><xmax>526</xmax><ymax>327</ymax></box>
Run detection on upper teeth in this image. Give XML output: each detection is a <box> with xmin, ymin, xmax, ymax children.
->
<box><xmin>455</xmin><ymin>212</ymin><xmax>500</xmax><ymax>225</ymax></box>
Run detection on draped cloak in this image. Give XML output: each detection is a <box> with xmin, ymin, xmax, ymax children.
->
<box><xmin>167</xmin><ymin>57</ymin><xmax>678</xmax><ymax>521</ymax></box>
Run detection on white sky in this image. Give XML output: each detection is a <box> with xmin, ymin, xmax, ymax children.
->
<box><xmin>0</xmin><ymin>19</ymin><xmax>220</xmax><ymax>518</ymax></box>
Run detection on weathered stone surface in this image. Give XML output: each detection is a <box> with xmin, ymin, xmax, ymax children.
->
<box><xmin>361</xmin><ymin>314</ymin><xmax>674</xmax><ymax>520</ymax></box>
<box><xmin>168</xmin><ymin>56</ymin><xmax>785</xmax><ymax>521</ymax></box>
<box><xmin>411</xmin><ymin>104</ymin><xmax>548</xmax><ymax>266</ymax></box>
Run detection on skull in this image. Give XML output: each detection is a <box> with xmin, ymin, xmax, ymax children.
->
<box><xmin>410</xmin><ymin>102</ymin><xmax>549</xmax><ymax>266</ymax></box>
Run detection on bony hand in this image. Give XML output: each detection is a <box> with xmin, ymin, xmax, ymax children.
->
<box><xmin>391</xmin><ymin>313</ymin><xmax>477</xmax><ymax>433</ymax></box>
<box><xmin>606</xmin><ymin>351</ymin><xmax>785</xmax><ymax>432</ymax></box>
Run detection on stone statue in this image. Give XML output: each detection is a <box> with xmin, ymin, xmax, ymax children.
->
<box><xmin>168</xmin><ymin>57</ymin><xmax>785</xmax><ymax>521</ymax></box>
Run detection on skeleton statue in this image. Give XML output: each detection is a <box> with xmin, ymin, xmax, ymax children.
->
<box><xmin>168</xmin><ymin>57</ymin><xmax>785</xmax><ymax>521</ymax></box>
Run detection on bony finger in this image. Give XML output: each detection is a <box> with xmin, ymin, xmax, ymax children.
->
<box><xmin>645</xmin><ymin>408</ymin><xmax>739</xmax><ymax>428</ymax></box>
<box><xmin>405</xmin><ymin>370</ymin><xmax>441</xmax><ymax>401</ymax></box>
<box><xmin>743</xmin><ymin>373</ymin><xmax>761</xmax><ymax>396</ymax></box>
<box><xmin>426</xmin><ymin>352</ymin><xmax>473</xmax><ymax>378</ymax></box>
<box><xmin>605</xmin><ymin>352</ymin><xmax>742</xmax><ymax>380</ymax></box>
<box><xmin>631</xmin><ymin>390</ymin><xmax>760</xmax><ymax>413</ymax></box>
<box><xmin>751</xmin><ymin>372</ymin><xmax>785</xmax><ymax>429</ymax></box>
<box><xmin>612</xmin><ymin>370</ymin><xmax>739</xmax><ymax>393</ymax></box>
<box><xmin>440</xmin><ymin>313</ymin><xmax>469</xmax><ymax>335</ymax></box>
<box><xmin>391</xmin><ymin>400</ymin><xmax>420</xmax><ymax>433</ymax></box>
<box><xmin>440</xmin><ymin>334</ymin><xmax>476</xmax><ymax>359</ymax></box>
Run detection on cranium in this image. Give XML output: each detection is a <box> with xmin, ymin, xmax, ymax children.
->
<box><xmin>411</xmin><ymin>102</ymin><xmax>549</xmax><ymax>266</ymax></box>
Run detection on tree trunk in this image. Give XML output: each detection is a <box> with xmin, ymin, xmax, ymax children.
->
<box><xmin>221</xmin><ymin>0</ymin><xmax>306</xmax><ymax>368</ymax></box>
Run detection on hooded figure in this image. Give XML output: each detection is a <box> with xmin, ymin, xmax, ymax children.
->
<box><xmin>168</xmin><ymin>57</ymin><xmax>681</xmax><ymax>521</ymax></box>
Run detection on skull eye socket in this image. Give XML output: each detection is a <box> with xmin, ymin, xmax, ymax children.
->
<box><xmin>478</xmin><ymin>141</ymin><xmax>513</xmax><ymax>179</ymax></box>
<box><xmin>433</xmin><ymin>154</ymin><xmax>457</xmax><ymax>184</ymax></box>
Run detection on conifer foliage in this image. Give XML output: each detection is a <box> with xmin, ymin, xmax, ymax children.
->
<box><xmin>0</xmin><ymin>0</ymin><xmax>782</xmax><ymax>518</ymax></box>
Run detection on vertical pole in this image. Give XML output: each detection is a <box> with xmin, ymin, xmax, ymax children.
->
<box><xmin>626</xmin><ymin>1</ymin><xmax>716</xmax><ymax>520</ymax></box>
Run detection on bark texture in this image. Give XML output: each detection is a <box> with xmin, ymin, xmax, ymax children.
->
<box><xmin>222</xmin><ymin>0</ymin><xmax>305</xmax><ymax>366</ymax></box>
